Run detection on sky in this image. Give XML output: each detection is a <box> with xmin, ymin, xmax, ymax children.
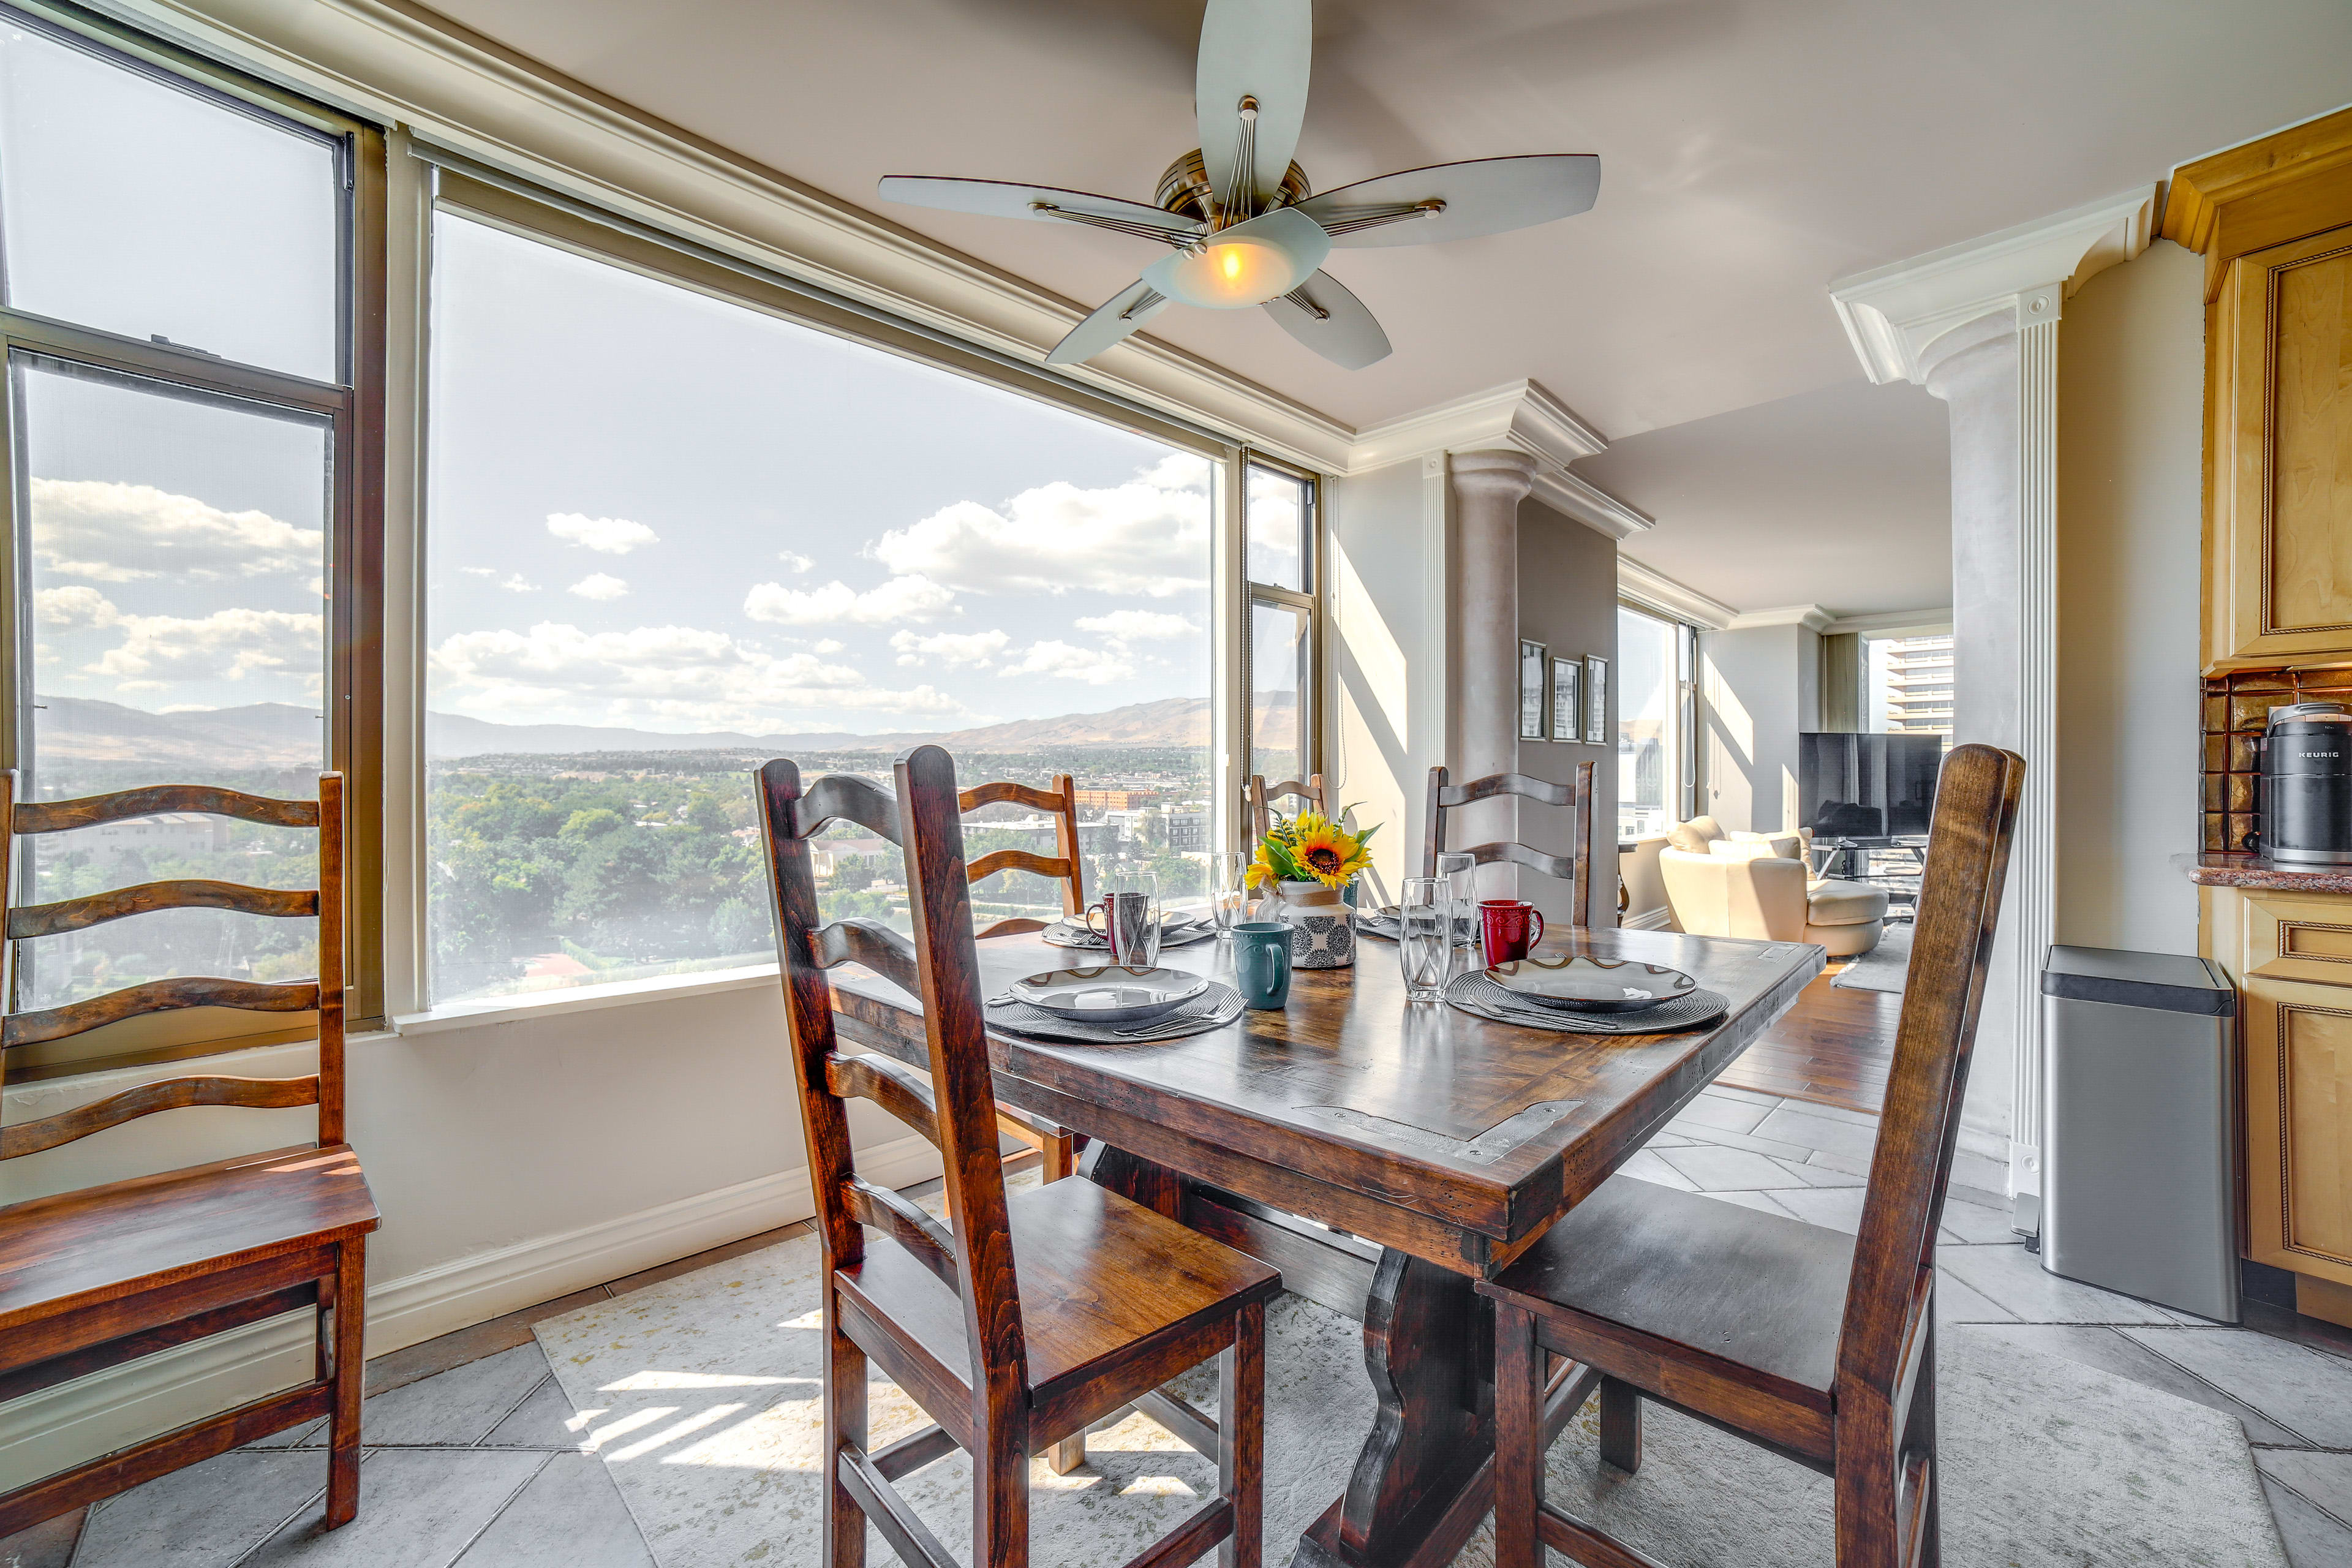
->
<box><xmin>422</xmin><ymin>214</ymin><xmax>1218</xmax><ymax>736</ymax></box>
<box><xmin>6</xmin><ymin>12</ymin><xmax>1229</xmax><ymax>742</ymax></box>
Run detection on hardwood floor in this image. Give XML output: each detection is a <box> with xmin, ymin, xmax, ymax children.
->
<box><xmin>1715</xmin><ymin>958</ymin><xmax>1899</xmax><ymax>1116</ymax></box>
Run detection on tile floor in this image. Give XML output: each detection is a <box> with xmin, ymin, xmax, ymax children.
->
<box><xmin>14</xmin><ymin>1099</ymin><xmax>2352</xmax><ymax>1568</ymax></box>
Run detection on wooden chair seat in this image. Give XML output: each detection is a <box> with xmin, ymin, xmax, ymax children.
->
<box><xmin>0</xmin><ymin>1145</ymin><xmax>376</xmax><ymax>1339</ymax></box>
<box><xmin>1487</xmin><ymin>1176</ymin><xmax>1853</xmax><ymax>1460</ymax></box>
<box><xmin>839</xmin><ymin>1175</ymin><xmax>1280</xmax><ymax>1447</ymax></box>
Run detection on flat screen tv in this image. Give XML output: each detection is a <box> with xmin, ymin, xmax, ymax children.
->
<box><xmin>1798</xmin><ymin>733</ymin><xmax>1943</xmax><ymax>838</ymax></box>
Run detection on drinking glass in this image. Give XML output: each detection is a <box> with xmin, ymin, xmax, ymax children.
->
<box><xmin>1398</xmin><ymin>877</ymin><xmax>1451</xmax><ymax>1002</ymax></box>
<box><xmin>1209</xmin><ymin>850</ymin><xmax>1250</xmax><ymax>938</ymax></box>
<box><xmin>1088</xmin><ymin>869</ymin><xmax>1161</xmax><ymax>967</ymax></box>
<box><xmin>1436</xmin><ymin>851</ymin><xmax>1479</xmax><ymax>966</ymax></box>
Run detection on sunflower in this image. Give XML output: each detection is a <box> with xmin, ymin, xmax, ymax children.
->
<box><xmin>1280</xmin><ymin>810</ymin><xmax>1376</xmax><ymax>889</ymax></box>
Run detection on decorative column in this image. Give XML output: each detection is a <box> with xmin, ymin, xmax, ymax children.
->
<box><xmin>1830</xmin><ymin>189</ymin><xmax>2152</xmax><ymax>1215</ymax></box>
<box><xmin>1448</xmin><ymin>450</ymin><xmax>1539</xmax><ymax>865</ymax></box>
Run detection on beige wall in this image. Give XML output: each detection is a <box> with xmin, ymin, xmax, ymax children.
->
<box><xmin>1518</xmin><ymin>497</ymin><xmax>1619</xmax><ymax>929</ymax></box>
<box><xmin>2053</xmin><ymin>238</ymin><xmax>2203</xmax><ymax>954</ymax></box>
<box><xmin>1698</xmin><ymin>622</ymin><xmax>1821</xmax><ymax>834</ymax></box>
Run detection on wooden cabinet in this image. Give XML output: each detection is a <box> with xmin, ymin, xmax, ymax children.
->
<box><xmin>2163</xmin><ymin>107</ymin><xmax>2352</xmax><ymax>669</ymax></box>
<box><xmin>2211</xmin><ymin>888</ymin><xmax>2352</xmax><ymax>1306</ymax></box>
<box><xmin>2211</xmin><ymin>225</ymin><xmax>2352</xmax><ymax>665</ymax></box>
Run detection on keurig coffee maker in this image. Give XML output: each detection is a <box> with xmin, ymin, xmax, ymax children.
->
<box><xmin>2260</xmin><ymin>701</ymin><xmax>2352</xmax><ymax>864</ymax></box>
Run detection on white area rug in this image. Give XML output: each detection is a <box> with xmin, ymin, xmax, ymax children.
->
<box><xmin>538</xmin><ymin>1194</ymin><xmax>2286</xmax><ymax>1568</ymax></box>
<box><xmin>1833</xmin><ymin>919</ymin><xmax>1913</xmax><ymax>993</ymax></box>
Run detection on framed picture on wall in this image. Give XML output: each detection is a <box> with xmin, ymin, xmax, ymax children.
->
<box><xmin>1550</xmin><ymin>656</ymin><xmax>1580</xmax><ymax>743</ymax></box>
<box><xmin>1520</xmin><ymin>639</ymin><xmax>1547</xmax><ymax>739</ymax></box>
<box><xmin>1583</xmin><ymin>655</ymin><xmax>1610</xmax><ymax>744</ymax></box>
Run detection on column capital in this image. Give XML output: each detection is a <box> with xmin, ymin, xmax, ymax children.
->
<box><xmin>1828</xmin><ymin>186</ymin><xmax>2154</xmax><ymax>385</ymax></box>
<box><xmin>1448</xmin><ymin>448</ymin><xmax>1540</xmax><ymax>507</ymax></box>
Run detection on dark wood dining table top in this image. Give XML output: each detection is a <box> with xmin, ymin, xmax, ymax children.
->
<box><xmin>828</xmin><ymin>923</ymin><xmax>1824</xmax><ymax>1277</ymax></box>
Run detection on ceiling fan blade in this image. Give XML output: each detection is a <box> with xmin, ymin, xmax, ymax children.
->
<box><xmin>878</xmin><ymin>176</ymin><xmax>1202</xmax><ymax>242</ymax></box>
<box><xmin>1044</xmin><ymin>278</ymin><xmax>1173</xmax><ymax>366</ymax></box>
<box><xmin>1196</xmin><ymin>0</ymin><xmax>1311</xmax><ymax>213</ymax></box>
<box><xmin>1294</xmin><ymin>154</ymin><xmax>1602</xmax><ymax>248</ymax></box>
<box><xmin>1262</xmin><ymin>271</ymin><xmax>1391</xmax><ymax>370</ymax></box>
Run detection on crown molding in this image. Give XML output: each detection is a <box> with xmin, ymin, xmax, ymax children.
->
<box><xmin>107</xmin><ymin>0</ymin><xmax>1359</xmax><ymax>470</ymax></box>
<box><xmin>1530</xmin><ymin>467</ymin><xmax>1653</xmax><ymax>541</ymax></box>
<box><xmin>1823</xmin><ymin>608</ymin><xmax>1953</xmax><ymax>638</ymax></box>
<box><xmin>1724</xmin><ymin>603</ymin><xmax>1834</xmax><ymax>633</ymax></box>
<box><xmin>1616</xmin><ymin>557</ymin><xmax>1735</xmax><ymax>630</ymax></box>
<box><xmin>1348</xmin><ymin>379</ymin><xmax>1608</xmax><ymax>474</ymax></box>
<box><xmin>1828</xmin><ymin>187</ymin><xmax>2156</xmax><ymax>385</ymax></box>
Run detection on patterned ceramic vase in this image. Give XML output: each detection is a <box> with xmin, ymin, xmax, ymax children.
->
<box><xmin>1276</xmin><ymin>880</ymin><xmax>1356</xmax><ymax>969</ymax></box>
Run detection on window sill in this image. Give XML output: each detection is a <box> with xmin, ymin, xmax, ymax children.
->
<box><xmin>391</xmin><ymin>963</ymin><xmax>781</xmax><ymax>1036</ymax></box>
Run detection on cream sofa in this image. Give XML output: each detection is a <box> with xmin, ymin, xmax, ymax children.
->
<box><xmin>1657</xmin><ymin>816</ymin><xmax>1888</xmax><ymax>957</ymax></box>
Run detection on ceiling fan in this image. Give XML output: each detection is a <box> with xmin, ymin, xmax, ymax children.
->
<box><xmin>877</xmin><ymin>0</ymin><xmax>1600</xmax><ymax>371</ymax></box>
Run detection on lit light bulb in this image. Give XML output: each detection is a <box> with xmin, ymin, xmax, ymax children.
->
<box><xmin>1145</xmin><ymin>208</ymin><xmax>1331</xmax><ymax>311</ymax></box>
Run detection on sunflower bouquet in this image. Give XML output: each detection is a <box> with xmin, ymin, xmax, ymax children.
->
<box><xmin>1246</xmin><ymin>808</ymin><xmax>1379</xmax><ymax>892</ymax></box>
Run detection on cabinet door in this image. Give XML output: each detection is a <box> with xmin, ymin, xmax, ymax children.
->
<box><xmin>2243</xmin><ymin>973</ymin><xmax>2352</xmax><ymax>1286</ymax></box>
<box><xmin>2214</xmin><ymin>224</ymin><xmax>2352</xmax><ymax>665</ymax></box>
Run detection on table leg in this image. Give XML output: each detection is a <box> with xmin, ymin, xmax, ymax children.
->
<box><xmin>1295</xmin><ymin>1249</ymin><xmax>1493</xmax><ymax>1568</ymax></box>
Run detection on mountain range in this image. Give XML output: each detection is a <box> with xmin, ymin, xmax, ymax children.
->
<box><xmin>29</xmin><ymin>692</ymin><xmax>1230</xmax><ymax>765</ymax></box>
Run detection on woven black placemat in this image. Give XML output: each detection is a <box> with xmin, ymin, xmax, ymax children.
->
<box><xmin>984</xmin><ymin>980</ymin><xmax>1245</xmax><ymax>1044</ymax></box>
<box><xmin>1355</xmin><ymin>908</ymin><xmax>1478</xmax><ymax>944</ymax></box>
<box><xmin>1444</xmin><ymin>971</ymin><xmax>1729</xmax><ymax>1035</ymax></box>
<box><xmin>1041</xmin><ymin>920</ymin><xmax>1218</xmax><ymax>953</ymax></box>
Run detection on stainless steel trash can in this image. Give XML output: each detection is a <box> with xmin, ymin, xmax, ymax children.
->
<box><xmin>2040</xmin><ymin>945</ymin><xmax>2239</xmax><ymax>1322</ymax></box>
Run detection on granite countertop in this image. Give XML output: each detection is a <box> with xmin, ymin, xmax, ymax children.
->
<box><xmin>2177</xmin><ymin>851</ymin><xmax>2352</xmax><ymax>894</ymax></box>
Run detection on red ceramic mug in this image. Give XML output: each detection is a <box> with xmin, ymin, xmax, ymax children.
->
<box><xmin>1478</xmin><ymin>899</ymin><xmax>1546</xmax><ymax>965</ymax></box>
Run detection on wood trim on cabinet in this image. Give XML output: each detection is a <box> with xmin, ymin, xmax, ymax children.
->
<box><xmin>2162</xmin><ymin>105</ymin><xmax>2352</xmax><ymax>300</ymax></box>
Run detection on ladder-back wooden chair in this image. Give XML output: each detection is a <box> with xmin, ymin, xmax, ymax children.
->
<box><xmin>756</xmin><ymin>746</ymin><xmax>1278</xmax><ymax>1568</ymax></box>
<box><xmin>956</xmin><ymin>772</ymin><xmax>1083</xmax><ymax>1185</ymax></box>
<box><xmin>1247</xmin><ymin>771</ymin><xmax>1324</xmax><ymax>845</ymax></box>
<box><xmin>1479</xmin><ymin>743</ymin><xmax>2023</xmax><ymax>1568</ymax></box>
<box><xmin>1422</xmin><ymin>761</ymin><xmax>1596</xmax><ymax>927</ymax></box>
<box><xmin>957</xmin><ymin>773</ymin><xmax>1083</xmax><ymax>941</ymax></box>
<box><xmin>0</xmin><ymin>772</ymin><xmax>376</xmax><ymax>1539</ymax></box>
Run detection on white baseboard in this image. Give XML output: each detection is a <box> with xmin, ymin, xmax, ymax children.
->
<box><xmin>0</xmin><ymin>1134</ymin><xmax>941</xmax><ymax>1489</ymax></box>
<box><xmin>1621</xmin><ymin>906</ymin><xmax>1674</xmax><ymax>932</ymax></box>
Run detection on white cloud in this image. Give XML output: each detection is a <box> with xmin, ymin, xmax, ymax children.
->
<box><xmin>500</xmin><ymin>575</ymin><xmax>541</xmax><ymax>594</ymax></box>
<box><xmin>812</xmin><ymin>638</ymin><xmax>844</xmax><ymax>654</ymax></box>
<box><xmin>1001</xmin><ymin>639</ymin><xmax>1134</xmax><ymax>685</ymax></box>
<box><xmin>429</xmin><ymin>620</ymin><xmax>964</xmax><ymax>728</ymax></box>
<box><xmin>867</xmin><ymin>453</ymin><xmax>1212</xmax><ymax>598</ymax></box>
<box><xmin>87</xmin><ymin>605</ymin><xmax>322</xmax><ymax>691</ymax></box>
<box><xmin>460</xmin><ymin>566</ymin><xmax>497</xmax><ymax>578</ymax></box>
<box><xmin>891</xmin><ymin>628</ymin><xmax>1009</xmax><ymax>668</ymax></box>
<box><xmin>546</xmin><ymin>513</ymin><xmax>659</xmax><ymax>554</ymax></box>
<box><xmin>778</xmin><ymin>551</ymin><xmax>815</xmax><ymax>573</ymax></box>
<box><xmin>568</xmin><ymin>573</ymin><xmax>630</xmax><ymax>601</ymax></box>
<box><xmin>36</xmin><ymin>585</ymin><xmax>120</xmax><ymax>628</ymax></box>
<box><xmin>1074</xmin><ymin>609</ymin><xmax>1195</xmax><ymax>644</ymax></box>
<box><xmin>742</xmin><ymin>575</ymin><xmax>956</xmax><ymax>627</ymax></box>
<box><xmin>30</xmin><ymin>480</ymin><xmax>320</xmax><ymax>583</ymax></box>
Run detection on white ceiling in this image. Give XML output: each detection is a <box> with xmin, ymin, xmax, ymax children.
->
<box><xmin>415</xmin><ymin>0</ymin><xmax>2352</xmax><ymax>611</ymax></box>
<box><xmin>1578</xmin><ymin>378</ymin><xmax>1951</xmax><ymax>616</ymax></box>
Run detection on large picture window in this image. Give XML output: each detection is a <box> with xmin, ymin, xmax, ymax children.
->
<box><xmin>1243</xmin><ymin>461</ymin><xmax>1315</xmax><ymax>790</ymax></box>
<box><xmin>1615</xmin><ymin>604</ymin><xmax>1694</xmax><ymax>839</ymax></box>
<box><xmin>0</xmin><ymin>5</ymin><xmax>380</xmax><ymax>1058</ymax></box>
<box><xmin>423</xmin><ymin>203</ymin><xmax>1218</xmax><ymax>1005</ymax></box>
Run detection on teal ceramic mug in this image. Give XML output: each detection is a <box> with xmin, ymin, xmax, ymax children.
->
<box><xmin>1230</xmin><ymin>921</ymin><xmax>1293</xmax><ymax>1009</ymax></box>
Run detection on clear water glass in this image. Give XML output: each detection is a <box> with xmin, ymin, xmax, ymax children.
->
<box><xmin>1210</xmin><ymin>850</ymin><xmax>1249</xmax><ymax>938</ymax></box>
<box><xmin>1398</xmin><ymin>877</ymin><xmax>1451</xmax><ymax>1002</ymax></box>
<box><xmin>1435</xmin><ymin>851</ymin><xmax>1479</xmax><ymax>967</ymax></box>
<box><xmin>1094</xmin><ymin>870</ymin><xmax>1161</xmax><ymax>967</ymax></box>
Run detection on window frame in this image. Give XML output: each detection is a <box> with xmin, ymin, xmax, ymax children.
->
<box><xmin>408</xmin><ymin>168</ymin><xmax>1254</xmax><ymax>1009</ymax></box>
<box><xmin>0</xmin><ymin>0</ymin><xmax>387</xmax><ymax>1071</ymax></box>
<box><xmin>1612</xmin><ymin>598</ymin><xmax>1699</xmax><ymax>840</ymax></box>
<box><xmin>1238</xmin><ymin>453</ymin><xmax>1320</xmax><ymax>825</ymax></box>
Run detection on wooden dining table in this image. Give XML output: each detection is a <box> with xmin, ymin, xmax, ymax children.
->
<box><xmin>829</xmin><ymin>921</ymin><xmax>1824</xmax><ymax>1568</ymax></box>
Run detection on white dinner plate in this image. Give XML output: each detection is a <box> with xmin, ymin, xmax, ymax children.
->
<box><xmin>1485</xmin><ymin>954</ymin><xmax>1698</xmax><ymax>1013</ymax></box>
<box><xmin>1006</xmin><ymin>966</ymin><xmax>1211</xmax><ymax>1025</ymax></box>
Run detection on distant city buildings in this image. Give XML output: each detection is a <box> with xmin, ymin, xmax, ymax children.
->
<box><xmin>1074</xmin><ymin>787</ymin><xmax>1160</xmax><ymax>810</ymax></box>
<box><xmin>1878</xmin><ymin>636</ymin><xmax>1954</xmax><ymax>736</ymax></box>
